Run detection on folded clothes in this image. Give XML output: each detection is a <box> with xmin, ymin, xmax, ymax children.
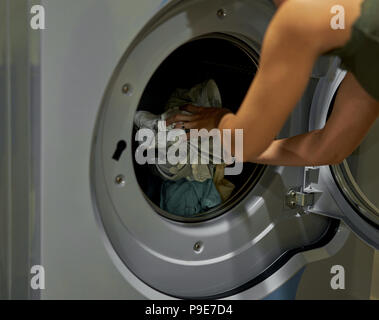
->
<box><xmin>160</xmin><ymin>178</ymin><xmax>222</xmax><ymax>217</ymax></box>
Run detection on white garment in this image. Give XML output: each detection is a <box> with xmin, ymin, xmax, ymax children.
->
<box><xmin>134</xmin><ymin>79</ymin><xmax>223</xmax><ymax>182</ymax></box>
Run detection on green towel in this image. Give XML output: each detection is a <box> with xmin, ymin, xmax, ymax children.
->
<box><xmin>160</xmin><ymin>178</ymin><xmax>221</xmax><ymax>217</ymax></box>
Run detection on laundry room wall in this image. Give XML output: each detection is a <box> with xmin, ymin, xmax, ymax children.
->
<box><xmin>296</xmin><ymin>232</ymin><xmax>376</xmax><ymax>299</ymax></box>
<box><xmin>38</xmin><ymin>0</ymin><xmax>160</xmax><ymax>299</ymax></box>
<box><xmin>1</xmin><ymin>0</ymin><xmax>164</xmax><ymax>301</ymax></box>
<box><xmin>370</xmin><ymin>250</ymin><xmax>379</xmax><ymax>299</ymax></box>
<box><xmin>0</xmin><ymin>0</ymin><xmax>9</xmax><ymax>301</ymax></box>
<box><xmin>0</xmin><ymin>0</ymin><xmax>44</xmax><ymax>300</ymax></box>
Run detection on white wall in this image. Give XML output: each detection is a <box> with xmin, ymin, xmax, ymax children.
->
<box><xmin>39</xmin><ymin>0</ymin><xmax>159</xmax><ymax>299</ymax></box>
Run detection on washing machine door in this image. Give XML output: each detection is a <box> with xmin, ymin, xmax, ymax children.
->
<box><xmin>308</xmin><ymin>68</ymin><xmax>379</xmax><ymax>250</ymax></box>
<box><xmin>91</xmin><ymin>0</ymin><xmax>340</xmax><ymax>299</ymax></box>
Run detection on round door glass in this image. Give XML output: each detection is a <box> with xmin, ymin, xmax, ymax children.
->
<box><xmin>132</xmin><ymin>34</ymin><xmax>266</xmax><ymax>222</ymax></box>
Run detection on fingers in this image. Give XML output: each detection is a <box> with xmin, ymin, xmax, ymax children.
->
<box><xmin>166</xmin><ymin>105</ymin><xmax>207</xmax><ymax>125</ymax></box>
<box><xmin>174</xmin><ymin>121</ymin><xmax>200</xmax><ymax>130</ymax></box>
<box><xmin>180</xmin><ymin>104</ymin><xmax>203</xmax><ymax>113</ymax></box>
<box><xmin>166</xmin><ymin>113</ymin><xmax>198</xmax><ymax>126</ymax></box>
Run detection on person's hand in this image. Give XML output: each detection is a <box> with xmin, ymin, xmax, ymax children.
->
<box><xmin>166</xmin><ymin>105</ymin><xmax>232</xmax><ymax>131</ymax></box>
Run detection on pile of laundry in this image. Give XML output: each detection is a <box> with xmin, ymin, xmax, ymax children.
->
<box><xmin>134</xmin><ymin>79</ymin><xmax>235</xmax><ymax>217</ymax></box>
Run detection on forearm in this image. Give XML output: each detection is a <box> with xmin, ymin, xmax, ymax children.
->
<box><xmin>248</xmin><ymin>130</ymin><xmax>341</xmax><ymax>166</ymax></box>
<box><xmin>246</xmin><ymin>71</ymin><xmax>379</xmax><ymax>167</ymax></box>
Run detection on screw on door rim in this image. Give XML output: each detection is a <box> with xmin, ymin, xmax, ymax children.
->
<box><xmin>115</xmin><ymin>175</ymin><xmax>126</xmax><ymax>187</ymax></box>
<box><xmin>122</xmin><ymin>83</ymin><xmax>133</xmax><ymax>96</ymax></box>
<box><xmin>193</xmin><ymin>241</ymin><xmax>204</xmax><ymax>253</ymax></box>
<box><xmin>217</xmin><ymin>9</ymin><xmax>227</xmax><ymax>19</ymax></box>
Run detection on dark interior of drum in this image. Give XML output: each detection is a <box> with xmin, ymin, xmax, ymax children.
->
<box><xmin>133</xmin><ymin>36</ymin><xmax>265</xmax><ymax>221</ymax></box>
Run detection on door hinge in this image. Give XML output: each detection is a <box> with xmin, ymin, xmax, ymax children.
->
<box><xmin>286</xmin><ymin>167</ymin><xmax>322</xmax><ymax>209</ymax></box>
<box><xmin>286</xmin><ymin>189</ymin><xmax>315</xmax><ymax>209</ymax></box>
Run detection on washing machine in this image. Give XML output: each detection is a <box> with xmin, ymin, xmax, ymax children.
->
<box><xmin>1</xmin><ymin>0</ymin><xmax>378</xmax><ymax>300</ymax></box>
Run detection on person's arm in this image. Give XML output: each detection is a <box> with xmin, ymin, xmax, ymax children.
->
<box><xmin>219</xmin><ymin>0</ymin><xmax>360</xmax><ymax>162</ymax></box>
<box><xmin>167</xmin><ymin>0</ymin><xmax>364</xmax><ymax>164</ymax></box>
<box><xmin>273</xmin><ymin>0</ymin><xmax>288</xmax><ymax>8</ymax></box>
<box><xmin>250</xmin><ymin>72</ymin><xmax>379</xmax><ymax>166</ymax></box>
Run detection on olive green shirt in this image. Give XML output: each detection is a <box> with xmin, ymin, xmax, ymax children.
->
<box><xmin>328</xmin><ymin>0</ymin><xmax>379</xmax><ymax>100</ymax></box>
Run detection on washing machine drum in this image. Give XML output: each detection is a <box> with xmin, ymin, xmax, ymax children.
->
<box><xmin>91</xmin><ymin>0</ymin><xmax>378</xmax><ymax>299</ymax></box>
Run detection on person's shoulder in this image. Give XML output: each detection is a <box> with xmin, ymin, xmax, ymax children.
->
<box><xmin>274</xmin><ymin>0</ymin><xmax>361</xmax><ymax>53</ymax></box>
